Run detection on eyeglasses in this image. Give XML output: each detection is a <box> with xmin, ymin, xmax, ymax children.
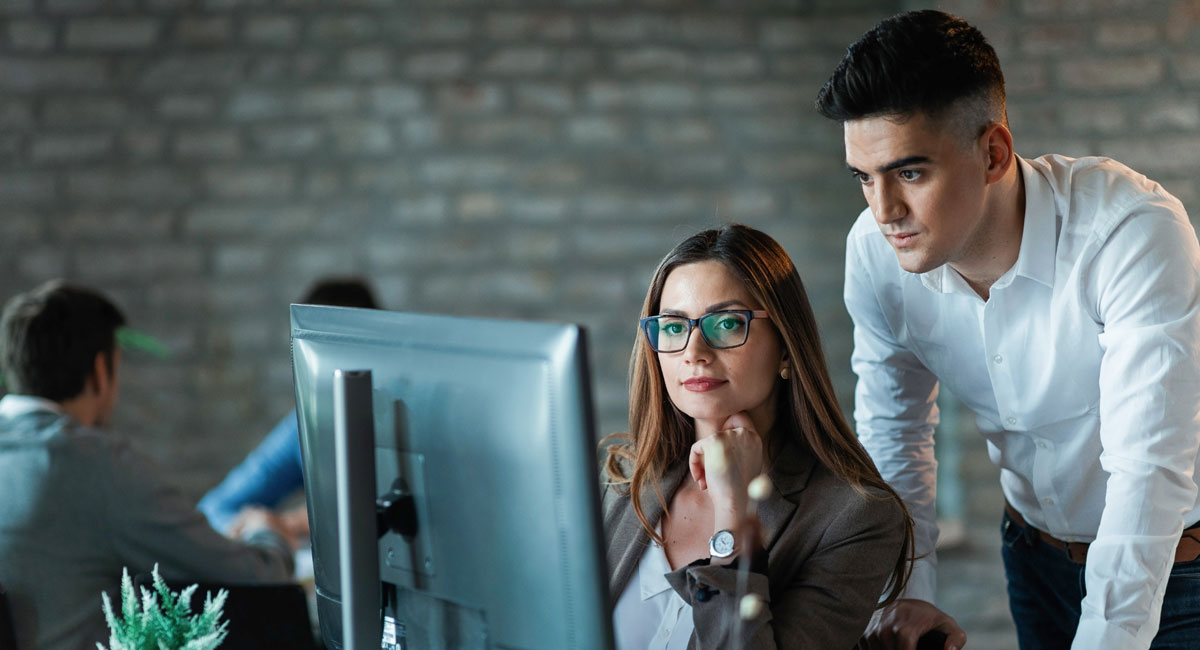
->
<box><xmin>639</xmin><ymin>309</ymin><xmax>770</xmax><ymax>353</ymax></box>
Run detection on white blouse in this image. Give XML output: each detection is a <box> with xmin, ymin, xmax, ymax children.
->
<box><xmin>611</xmin><ymin>530</ymin><xmax>695</xmax><ymax>650</ymax></box>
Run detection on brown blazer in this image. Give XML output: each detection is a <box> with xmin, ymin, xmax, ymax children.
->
<box><xmin>602</xmin><ymin>441</ymin><xmax>906</xmax><ymax>649</ymax></box>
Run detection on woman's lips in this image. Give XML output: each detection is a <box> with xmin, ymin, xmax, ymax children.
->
<box><xmin>683</xmin><ymin>377</ymin><xmax>727</xmax><ymax>392</ymax></box>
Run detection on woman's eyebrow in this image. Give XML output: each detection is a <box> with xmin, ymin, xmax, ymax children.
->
<box><xmin>657</xmin><ymin>300</ymin><xmax>749</xmax><ymax>317</ymax></box>
<box><xmin>705</xmin><ymin>300</ymin><xmax>748</xmax><ymax>311</ymax></box>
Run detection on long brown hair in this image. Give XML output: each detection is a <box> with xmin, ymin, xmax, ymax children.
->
<box><xmin>602</xmin><ymin>223</ymin><xmax>913</xmax><ymax>604</ymax></box>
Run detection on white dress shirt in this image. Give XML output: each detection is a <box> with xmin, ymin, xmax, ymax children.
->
<box><xmin>845</xmin><ymin>154</ymin><xmax>1200</xmax><ymax>650</ymax></box>
<box><xmin>0</xmin><ymin>394</ymin><xmax>63</xmax><ymax>418</ymax></box>
<box><xmin>612</xmin><ymin>529</ymin><xmax>695</xmax><ymax>650</ymax></box>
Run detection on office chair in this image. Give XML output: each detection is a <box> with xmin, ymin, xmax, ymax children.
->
<box><xmin>133</xmin><ymin>575</ymin><xmax>317</xmax><ymax>650</ymax></box>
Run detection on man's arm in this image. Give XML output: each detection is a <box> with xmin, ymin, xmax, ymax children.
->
<box><xmin>845</xmin><ymin>230</ymin><xmax>964</xmax><ymax>650</ymax></box>
<box><xmin>197</xmin><ymin>410</ymin><xmax>305</xmax><ymax>534</ymax></box>
<box><xmin>845</xmin><ymin>229</ymin><xmax>941</xmax><ymax>602</ymax></box>
<box><xmin>103</xmin><ymin>435</ymin><xmax>294</xmax><ymax>585</ymax></box>
<box><xmin>1074</xmin><ymin>205</ymin><xmax>1200</xmax><ymax>649</ymax></box>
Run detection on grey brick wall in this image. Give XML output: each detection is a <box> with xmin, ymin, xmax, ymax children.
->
<box><xmin>1</xmin><ymin>0</ymin><xmax>1198</xmax><ymax>506</ymax></box>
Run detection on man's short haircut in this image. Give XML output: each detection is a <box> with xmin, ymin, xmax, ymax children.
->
<box><xmin>815</xmin><ymin>9</ymin><xmax>1006</xmax><ymax>137</ymax></box>
<box><xmin>301</xmin><ymin>277</ymin><xmax>379</xmax><ymax>310</ymax></box>
<box><xmin>1</xmin><ymin>280</ymin><xmax>127</xmax><ymax>401</ymax></box>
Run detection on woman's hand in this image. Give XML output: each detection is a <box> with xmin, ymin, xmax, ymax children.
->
<box><xmin>688</xmin><ymin>412</ymin><xmax>764</xmax><ymax>525</ymax></box>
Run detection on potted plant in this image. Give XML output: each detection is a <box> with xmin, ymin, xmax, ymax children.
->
<box><xmin>97</xmin><ymin>565</ymin><xmax>228</xmax><ymax>650</ymax></box>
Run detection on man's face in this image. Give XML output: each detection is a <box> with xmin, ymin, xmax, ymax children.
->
<box><xmin>844</xmin><ymin>112</ymin><xmax>992</xmax><ymax>275</ymax></box>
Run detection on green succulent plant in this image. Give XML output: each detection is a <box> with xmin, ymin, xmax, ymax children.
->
<box><xmin>97</xmin><ymin>565</ymin><xmax>228</xmax><ymax>650</ymax></box>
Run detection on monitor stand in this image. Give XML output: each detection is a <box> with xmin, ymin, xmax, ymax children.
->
<box><xmin>381</xmin><ymin>583</ymin><xmax>488</xmax><ymax>650</ymax></box>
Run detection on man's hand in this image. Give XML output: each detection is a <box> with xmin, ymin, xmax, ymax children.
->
<box><xmin>277</xmin><ymin>504</ymin><xmax>310</xmax><ymax>540</ymax></box>
<box><xmin>862</xmin><ymin>599</ymin><xmax>966</xmax><ymax>650</ymax></box>
<box><xmin>229</xmin><ymin>505</ymin><xmax>298</xmax><ymax>552</ymax></box>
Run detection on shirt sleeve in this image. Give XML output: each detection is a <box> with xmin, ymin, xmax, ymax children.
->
<box><xmin>1073</xmin><ymin>203</ymin><xmax>1200</xmax><ymax>649</ymax></box>
<box><xmin>197</xmin><ymin>410</ymin><xmax>305</xmax><ymax>533</ymax></box>
<box><xmin>844</xmin><ymin>229</ymin><xmax>942</xmax><ymax>603</ymax></box>
<box><xmin>103</xmin><ymin>433</ymin><xmax>294</xmax><ymax>585</ymax></box>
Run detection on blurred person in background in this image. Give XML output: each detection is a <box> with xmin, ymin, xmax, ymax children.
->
<box><xmin>199</xmin><ymin>277</ymin><xmax>380</xmax><ymax>546</ymax></box>
<box><xmin>0</xmin><ymin>280</ymin><xmax>294</xmax><ymax>650</ymax></box>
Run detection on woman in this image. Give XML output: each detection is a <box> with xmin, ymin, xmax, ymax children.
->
<box><xmin>602</xmin><ymin>224</ymin><xmax>913</xmax><ymax>648</ymax></box>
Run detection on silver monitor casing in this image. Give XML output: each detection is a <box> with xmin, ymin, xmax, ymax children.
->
<box><xmin>291</xmin><ymin>305</ymin><xmax>614</xmax><ymax>650</ymax></box>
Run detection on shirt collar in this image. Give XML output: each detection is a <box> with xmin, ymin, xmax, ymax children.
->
<box><xmin>1010</xmin><ymin>156</ymin><xmax>1058</xmax><ymax>290</ymax></box>
<box><xmin>0</xmin><ymin>394</ymin><xmax>64</xmax><ymax>419</ymax></box>
<box><xmin>919</xmin><ymin>156</ymin><xmax>1057</xmax><ymax>294</ymax></box>
<box><xmin>638</xmin><ymin>524</ymin><xmax>674</xmax><ymax>599</ymax></box>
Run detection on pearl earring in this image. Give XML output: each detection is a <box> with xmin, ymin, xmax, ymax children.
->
<box><xmin>780</xmin><ymin>367</ymin><xmax>790</xmax><ymax>380</ymax></box>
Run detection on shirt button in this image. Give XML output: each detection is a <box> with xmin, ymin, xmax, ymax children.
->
<box><xmin>1043</xmin><ymin>497</ymin><xmax>1054</xmax><ymax>505</ymax></box>
<box><xmin>993</xmin><ymin>354</ymin><xmax>1003</xmax><ymax>364</ymax></box>
<box><xmin>1037</xmin><ymin>441</ymin><xmax>1048</xmax><ymax>449</ymax></box>
<box><xmin>1006</xmin><ymin>416</ymin><xmax>1017</xmax><ymax>426</ymax></box>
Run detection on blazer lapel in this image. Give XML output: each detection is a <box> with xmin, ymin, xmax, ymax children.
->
<box><xmin>756</xmin><ymin>442</ymin><xmax>815</xmax><ymax>552</ymax></box>
<box><xmin>606</xmin><ymin>462</ymin><xmax>688</xmax><ymax>600</ymax></box>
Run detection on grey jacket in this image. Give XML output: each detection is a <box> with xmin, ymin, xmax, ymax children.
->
<box><xmin>603</xmin><ymin>441</ymin><xmax>906</xmax><ymax>649</ymax></box>
<box><xmin>0</xmin><ymin>400</ymin><xmax>293</xmax><ymax>650</ymax></box>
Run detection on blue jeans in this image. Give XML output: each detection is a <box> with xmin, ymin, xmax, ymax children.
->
<box><xmin>1001</xmin><ymin>510</ymin><xmax>1200</xmax><ymax>649</ymax></box>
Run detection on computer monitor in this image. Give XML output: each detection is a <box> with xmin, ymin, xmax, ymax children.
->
<box><xmin>290</xmin><ymin>305</ymin><xmax>614</xmax><ymax>650</ymax></box>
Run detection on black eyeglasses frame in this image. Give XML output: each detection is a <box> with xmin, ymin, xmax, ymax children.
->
<box><xmin>638</xmin><ymin>309</ymin><xmax>771</xmax><ymax>353</ymax></box>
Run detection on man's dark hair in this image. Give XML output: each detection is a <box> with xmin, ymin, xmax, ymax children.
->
<box><xmin>1</xmin><ymin>280</ymin><xmax>127</xmax><ymax>401</ymax></box>
<box><xmin>815</xmin><ymin>10</ymin><xmax>1006</xmax><ymax>131</ymax></box>
<box><xmin>301</xmin><ymin>277</ymin><xmax>379</xmax><ymax>310</ymax></box>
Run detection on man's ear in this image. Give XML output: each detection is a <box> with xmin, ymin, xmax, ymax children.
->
<box><xmin>86</xmin><ymin>352</ymin><xmax>109</xmax><ymax>396</ymax></box>
<box><xmin>983</xmin><ymin>122</ymin><xmax>1015</xmax><ymax>185</ymax></box>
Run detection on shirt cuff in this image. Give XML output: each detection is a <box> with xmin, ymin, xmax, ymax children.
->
<box><xmin>900</xmin><ymin>556</ymin><xmax>937</xmax><ymax>604</ymax></box>
<box><xmin>240</xmin><ymin>528</ymin><xmax>296</xmax><ymax>576</ymax></box>
<box><xmin>1071</xmin><ymin>615</ymin><xmax>1145</xmax><ymax>650</ymax></box>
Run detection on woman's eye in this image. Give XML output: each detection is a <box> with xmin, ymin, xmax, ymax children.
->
<box><xmin>716</xmin><ymin>317</ymin><xmax>742</xmax><ymax>331</ymax></box>
<box><xmin>662</xmin><ymin>322</ymin><xmax>686</xmax><ymax>335</ymax></box>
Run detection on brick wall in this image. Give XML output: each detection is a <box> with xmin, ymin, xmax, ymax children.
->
<box><xmin>937</xmin><ymin>0</ymin><xmax>1200</xmax><ymax>206</ymax></box>
<box><xmin>2</xmin><ymin>0</ymin><xmax>1198</xmax><ymax>501</ymax></box>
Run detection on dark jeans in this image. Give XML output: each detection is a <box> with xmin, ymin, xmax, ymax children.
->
<box><xmin>1001</xmin><ymin>511</ymin><xmax>1200</xmax><ymax>650</ymax></box>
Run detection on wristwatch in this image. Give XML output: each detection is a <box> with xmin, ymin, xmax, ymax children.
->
<box><xmin>709</xmin><ymin>529</ymin><xmax>736</xmax><ymax>559</ymax></box>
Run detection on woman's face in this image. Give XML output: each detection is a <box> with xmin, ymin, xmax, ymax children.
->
<box><xmin>655</xmin><ymin>260</ymin><xmax>785</xmax><ymax>434</ymax></box>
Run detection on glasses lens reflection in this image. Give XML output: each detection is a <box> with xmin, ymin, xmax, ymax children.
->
<box><xmin>644</xmin><ymin>311</ymin><xmax>753</xmax><ymax>353</ymax></box>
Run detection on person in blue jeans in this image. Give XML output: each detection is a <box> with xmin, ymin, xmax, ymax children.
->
<box><xmin>199</xmin><ymin>278</ymin><xmax>380</xmax><ymax>542</ymax></box>
<box><xmin>817</xmin><ymin>10</ymin><xmax>1200</xmax><ymax>650</ymax></box>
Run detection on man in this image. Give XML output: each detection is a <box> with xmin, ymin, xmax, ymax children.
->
<box><xmin>198</xmin><ymin>277</ymin><xmax>380</xmax><ymax>542</ymax></box>
<box><xmin>0</xmin><ymin>281</ymin><xmax>294</xmax><ymax>650</ymax></box>
<box><xmin>817</xmin><ymin>10</ymin><xmax>1200</xmax><ymax>650</ymax></box>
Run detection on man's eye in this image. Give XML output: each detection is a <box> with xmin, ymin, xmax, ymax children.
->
<box><xmin>852</xmin><ymin>171</ymin><xmax>871</xmax><ymax>184</ymax></box>
<box><xmin>899</xmin><ymin>169</ymin><xmax>921</xmax><ymax>181</ymax></box>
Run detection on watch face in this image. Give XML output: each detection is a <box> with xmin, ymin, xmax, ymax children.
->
<box><xmin>710</xmin><ymin>530</ymin><xmax>735</xmax><ymax>557</ymax></box>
